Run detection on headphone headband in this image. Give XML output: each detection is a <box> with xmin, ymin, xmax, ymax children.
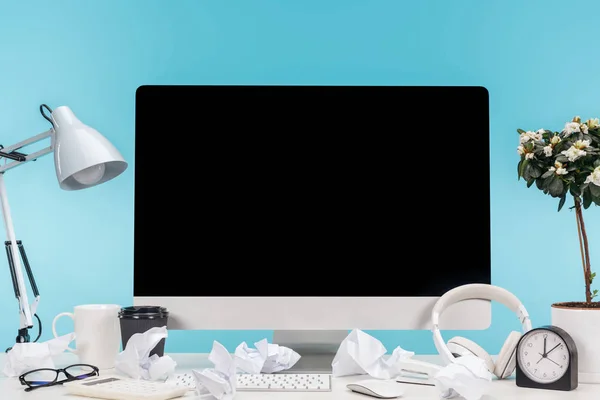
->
<box><xmin>431</xmin><ymin>284</ymin><xmax>532</xmax><ymax>366</ymax></box>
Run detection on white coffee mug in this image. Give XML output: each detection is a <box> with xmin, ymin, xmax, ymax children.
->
<box><xmin>52</xmin><ymin>304</ymin><xmax>121</xmax><ymax>369</ymax></box>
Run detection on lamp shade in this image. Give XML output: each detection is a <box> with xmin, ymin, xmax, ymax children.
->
<box><xmin>52</xmin><ymin>106</ymin><xmax>128</xmax><ymax>190</ymax></box>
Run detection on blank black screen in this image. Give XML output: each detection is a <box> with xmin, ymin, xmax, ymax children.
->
<box><xmin>134</xmin><ymin>85</ymin><xmax>490</xmax><ymax>296</ymax></box>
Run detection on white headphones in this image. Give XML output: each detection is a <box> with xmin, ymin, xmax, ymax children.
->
<box><xmin>431</xmin><ymin>283</ymin><xmax>532</xmax><ymax>379</ymax></box>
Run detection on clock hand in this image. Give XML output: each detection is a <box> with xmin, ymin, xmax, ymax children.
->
<box><xmin>536</xmin><ymin>355</ymin><xmax>544</xmax><ymax>364</ymax></box>
<box><xmin>545</xmin><ymin>356</ymin><xmax>560</xmax><ymax>367</ymax></box>
<box><xmin>546</xmin><ymin>343</ymin><xmax>561</xmax><ymax>355</ymax></box>
<box><xmin>543</xmin><ymin>337</ymin><xmax>547</xmax><ymax>355</ymax></box>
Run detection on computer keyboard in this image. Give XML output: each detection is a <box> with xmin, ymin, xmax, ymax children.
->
<box><xmin>170</xmin><ymin>372</ymin><xmax>332</xmax><ymax>392</ymax></box>
<box><xmin>237</xmin><ymin>373</ymin><xmax>332</xmax><ymax>391</ymax></box>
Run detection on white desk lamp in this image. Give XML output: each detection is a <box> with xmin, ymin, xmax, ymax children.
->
<box><xmin>0</xmin><ymin>104</ymin><xmax>127</xmax><ymax>348</ymax></box>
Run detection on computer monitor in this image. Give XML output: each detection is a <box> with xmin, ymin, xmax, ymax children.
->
<box><xmin>133</xmin><ymin>85</ymin><xmax>491</xmax><ymax>371</ymax></box>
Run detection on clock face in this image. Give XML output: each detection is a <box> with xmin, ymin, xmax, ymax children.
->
<box><xmin>518</xmin><ymin>329</ymin><xmax>570</xmax><ymax>384</ymax></box>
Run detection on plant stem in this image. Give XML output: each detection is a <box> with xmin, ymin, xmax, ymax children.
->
<box><xmin>574</xmin><ymin>196</ymin><xmax>592</xmax><ymax>303</ymax></box>
<box><xmin>575</xmin><ymin>203</ymin><xmax>587</xmax><ymax>293</ymax></box>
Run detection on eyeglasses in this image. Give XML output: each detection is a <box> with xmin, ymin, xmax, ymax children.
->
<box><xmin>19</xmin><ymin>364</ymin><xmax>99</xmax><ymax>392</ymax></box>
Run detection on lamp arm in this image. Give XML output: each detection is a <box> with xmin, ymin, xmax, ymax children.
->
<box><xmin>0</xmin><ymin>173</ymin><xmax>34</xmax><ymax>331</ymax></box>
<box><xmin>0</xmin><ymin>130</ymin><xmax>54</xmax><ymax>174</ymax></box>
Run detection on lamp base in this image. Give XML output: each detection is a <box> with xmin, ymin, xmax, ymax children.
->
<box><xmin>5</xmin><ymin>327</ymin><xmax>31</xmax><ymax>353</ymax></box>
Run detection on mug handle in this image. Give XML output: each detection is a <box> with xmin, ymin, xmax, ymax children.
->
<box><xmin>52</xmin><ymin>312</ymin><xmax>77</xmax><ymax>353</ymax></box>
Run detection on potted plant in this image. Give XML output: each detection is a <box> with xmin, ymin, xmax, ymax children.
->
<box><xmin>516</xmin><ymin>116</ymin><xmax>600</xmax><ymax>383</ymax></box>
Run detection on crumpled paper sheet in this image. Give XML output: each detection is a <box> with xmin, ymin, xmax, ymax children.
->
<box><xmin>332</xmin><ymin>329</ymin><xmax>415</xmax><ymax>379</ymax></box>
<box><xmin>3</xmin><ymin>333</ymin><xmax>76</xmax><ymax>377</ymax></box>
<box><xmin>193</xmin><ymin>341</ymin><xmax>237</xmax><ymax>400</ymax></box>
<box><xmin>114</xmin><ymin>326</ymin><xmax>176</xmax><ymax>381</ymax></box>
<box><xmin>234</xmin><ymin>338</ymin><xmax>300</xmax><ymax>373</ymax></box>
<box><xmin>433</xmin><ymin>354</ymin><xmax>494</xmax><ymax>400</ymax></box>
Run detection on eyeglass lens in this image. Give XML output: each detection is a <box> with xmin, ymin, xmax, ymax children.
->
<box><xmin>23</xmin><ymin>364</ymin><xmax>97</xmax><ymax>388</ymax></box>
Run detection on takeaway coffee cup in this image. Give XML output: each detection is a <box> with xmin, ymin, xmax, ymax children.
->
<box><xmin>118</xmin><ymin>306</ymin><xmax>169</xmax><ymax>357</ymax></box>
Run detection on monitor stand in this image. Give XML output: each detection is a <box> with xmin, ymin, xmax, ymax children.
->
<box><xmin>272</xmin><ymin>330</ymin><xmax>348</xmax><ymax>373</ymax></box>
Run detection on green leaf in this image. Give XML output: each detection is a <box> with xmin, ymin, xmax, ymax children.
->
<box><xmin>524</xmin><ymin>141</ymin><xmax>534</xmax><ymax>151</ymax></box>
<box><xmin>543</xmin><ymin>174</ymin><xmax>554</xmax><ymax>190</ymax></box>
<box><xmin>535</xmin><ymin>178</ymin><xmax>545</xmax><ymax>190</ymax></box>
<box><xmin>570</xmin><ymin>183</ymin><xmax>582</xmax><ymax>197</ymax></box>
<box><xmin>548</xmin><ymin>176</ymin><xmax>564</xmax><ymax>197</ymax></box>
<box><xmin>541</xmin><ymin>170</ymin><xmax>554</xmax><ymax>179</ymax></box>
<box><xmin>554</xmin><ymin>141</ymin><xmax>566</xmax><ymax>153</ymax></box>
<box><xmin>583</xmin><ymin>188</ymin><xmax>593</xmax><ymax>209</ymax></box>
<box><xmin>520</xmin><ymin>159</ymin><xmax>529</xmax><ymax>181</ymax></box>
<box><xmin>590</xmin><ymin>272</ymin><xmax>597</xmax><ymax>284</ymax></box>
<box><xmin>542</xmin><ymin>131</ymin><xmax>550</xmax><ymax>140</ymax></box>
<box><xmin>527</xmin><ymin>178</ymin><xmax>535</xmax><ymax>188</ymax></box>
<box><xmin>517</xmin><ymin>159</ymin><xmax>523</xmax><ymax>180</ymax></box>
<box><xmin>529</xmin><ymin>164</ymin><xmax>542</xmax><ymax>178</ymax></box>
<box><xmin>556</xmin><ymin>155</ymin><xmax>569</xmax><ymax>163</ymax></box>
<box><xmin>595</xmin><ymin>159</ymin><xmax>600</xmax><ymax>168</ymax></box>
<box><xmin>558</xmin><ymin>194</ymin><xmax>567</xmax><ymax>211</ymax></box>
<box><xmin>589</xmin><ymin>182</ymin><xmax>600</xmax><ymax>198</ymax></box>
<box><xmin>517</xmin><ymin>129</ymin><xmax>526</xmax><ymax>134</ymax></box>
<box><xmin>523</xmin><ymin>164</ymin><xmax>532</xmax><ymax>181</ymax></box>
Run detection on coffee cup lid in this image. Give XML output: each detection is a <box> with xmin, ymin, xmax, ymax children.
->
<box><xmin>119</xmin><ymin>306</ymin><xmax>168</xmax><ymax>319</ymax></box>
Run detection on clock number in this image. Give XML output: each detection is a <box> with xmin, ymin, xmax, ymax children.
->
<box><xmin>553</xmin><ymin>371</ymin><xmax>556</xmax><ymax>376</ymax></box>
<box><xmin>528</xmin><ymin>343</ymin><xmax>532</xmax><ymax>347</ymax></box>
<box><xmin>563</xmin><ymin>355</ymin><xmax>566</xmax><ymax>360</ymax></box>
<box><xmin>543</xmin><ymin>334</ymin><xmax>548</xmax><ymax>339</ymax></box>
<box><xmin>534</xmin><ymin>369</ymin><xmax>538</xmax><ymax>374</ymax></box>
<box><xmin>543</xmin><ymin>373</ymin><xmax>547</xmax><ymax>377</ymax></box>
<box><xmin>524</xmin><ymin>351</ymin><xmax>528</xmax><ymax>356</ymax></box>
<box><xmin>526</xmin><ymin>362</ymin><xmax>530</xmax><ymax>367</ymax></box>
<box><xmin>560</xmin><ymin>345</ymin><xmax>564</xmax><ymax>350</ymax></box>
<box><xmin>560</xmin><ymin>365</ymin><xmax>563</xmax><ymax>369</ymax></box>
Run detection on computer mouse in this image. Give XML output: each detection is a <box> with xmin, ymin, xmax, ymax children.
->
<box><xmin>346</xmin><ymin>379</ymin><xmax>405</xmax><ymax>398</ymax></box>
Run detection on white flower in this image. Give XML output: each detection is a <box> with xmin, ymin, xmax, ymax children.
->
<box><xmin>550</xmin><ymin>135</ymin><xmax>561</xmax><ymax>145</ymax></box>
<box><xmin>525</xmin><ymin>153</ymin><xmax>535</xmax><ymax>160</ymax></box>
<box><xmin>564</xmin><ymin>122</ymin><xmax>581</xmax><ymax>136</ymax></box>
<box><xmin>581</xmin><ymin>124</ymin><xmax>589</xmax><ymax>134</ymax></box>
<box><xmin>543</xmin><ymin>145</ymin><xmax>553</xmax><ymax>156</ymax></box>
<box><xmin>585</xmin><ymin>166</ymin><xmax>600</xmax><ymax>186</ymax></box>
<box><xmin>561</xmin><ymin>146</ymin><xmax>587</xmax><ymax>162</ymax></box>
<box><xmin>587</xmin><ymin>118</ymin><xmax>600</xmax><ymax>129</ymax></box>
<box><xmin>537</xmin><ymin>128</ymin><xmax>545</xmax><ymax>135</ymax></box>
<box><xmin>549</xmin><ymin>161</ymin><xmax>568</xmax><ymax>175</ymax></box>
<box><xmin>519</xmin><ymin>130</ymin><xmax>542</xmax><ymax>143</ymax></box>
<box><xmin>517</xmin><ymin>145</ymin><xmax>525</xmax><ymax>155</ymax></box>
<box><xmin>574</xmin><ymin>139</ymin><xmax>591</xmax><ymax>149</ymax></box>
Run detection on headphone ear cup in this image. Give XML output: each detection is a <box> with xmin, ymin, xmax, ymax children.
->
<box><xmin>446</xmin><ymin>336</ymin><xmax>495</xmax><ymax>374</ymax></box>
<box><xmin>493</xmin><ymin>331</ymin><xmax>521</xmax><ymax>379</ymax></box>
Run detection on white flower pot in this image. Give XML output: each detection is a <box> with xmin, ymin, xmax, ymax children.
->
<box><xmin>551</xmin><ymin>303</ymin><xmax>600</xmax><ymax>383</ymax></box>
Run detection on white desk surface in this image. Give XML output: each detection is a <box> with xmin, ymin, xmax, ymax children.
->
<box><xmin>1</xmin><ymin>353</ymin><xmax>599</xmax><ymax>399</ymax></box>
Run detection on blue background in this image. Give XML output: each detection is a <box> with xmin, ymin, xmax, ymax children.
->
<box><xmin>1</xmin><ymin>0</ymin><xmax>599</xmax><ymax>355</ymax></box>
